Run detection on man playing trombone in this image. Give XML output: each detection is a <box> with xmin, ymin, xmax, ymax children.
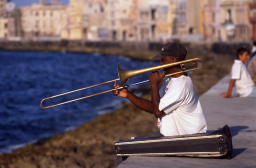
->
<box><xmin>113</xmin><ymin>42</ymin><xmax>207</xmax><ymax>138</ymax></box>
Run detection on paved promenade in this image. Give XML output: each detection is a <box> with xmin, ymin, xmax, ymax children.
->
<box><xmin>118</xmin><ymin>74</ymin><xmax>256</xmax><ymax>168</ymax></box>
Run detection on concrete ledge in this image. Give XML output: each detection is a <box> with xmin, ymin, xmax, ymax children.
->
<box><xmin>117</xmin><ymin>74</ymin><xmax>256</xmax><ymax>168</ymax></box>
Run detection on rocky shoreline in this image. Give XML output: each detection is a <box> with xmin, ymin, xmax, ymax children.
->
<box><xmin>0</xmin><ymin>45</ymin><xmax>236</xmax><ymax>168</ymax></box>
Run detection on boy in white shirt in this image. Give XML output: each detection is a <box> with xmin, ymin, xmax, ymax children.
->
<box><xmin>220</xmin><ymin>47</ymin><xmax>256</xmax><ymax>98</ymax></box>
<box><xmin>113</xmin><ymin>42</ymin><xmax>207</xmax><ymax>137</ymax></box>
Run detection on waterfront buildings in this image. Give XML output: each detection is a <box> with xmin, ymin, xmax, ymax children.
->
<box><xmin>0</xmin><ymin>0</ymin><xmax>7</xmax><ymax>39</ymax></box>
<box><xmin>63</xmin><ymin>0</ymin><xmax>108</xmax><ymax>40</ymax></box>
<box><xmin>106</xmin><ymin>0</ymin><xmax>138</xmax><ymax>41</ymax></box>
<box><xmin>0</xmin><ymin>17</ymin><xmax>8</xmax><ymax>39</ymax></box>
<box><xmin>249</xmin><ymin>0</ymin><xmax>256</xmax><ymax>41</ymax></box>
<box><xmin>20</xmin><ymin>0</ymin><xmax>66</xmax><ymax>40</ymax></box>
<box><xmin>203</xmin><ymin>0</ymin><xmax>222</xmax><ymax>41</ymax></box>
<box><xmin>203</xmin><ymin>0</ymin><xmax>253</xmax><ymax>42</ymax></box>
<box><xmin>137</xmin><ymin>0</ymin><xmax>169</xmax><ymax>42</ymax></box>
<box><xmin>0</xmin><ymin>0</ymin><xmax>7</xmax><ymax>17</ymax></box>
<box><xmin>171</xmin><ymin>0</ymin><xmax>207</xmax><ymax>42</ymax></box>
<box><xmin>2</xmin><ymin>0</ymin><xmax>256</xmax><ymax>42</ymax></box>
<box><xmin>219</xmin><ymin>0</ymin><xmax>252</xmax><ymax>42</ymax></box>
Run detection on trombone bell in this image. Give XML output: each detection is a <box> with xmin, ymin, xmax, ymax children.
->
<box><xmin>117</xmin><ymin>65</ymin><xmax>129</xmax><ymax>87</ymax></box>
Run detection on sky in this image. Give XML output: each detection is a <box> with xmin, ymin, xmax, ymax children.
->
<box><xmin>12</xmin><ymin>0</ymin><xmax>69</xmax><ymax>8</ymax></box>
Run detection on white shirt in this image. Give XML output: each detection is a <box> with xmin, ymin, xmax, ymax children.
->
<box><xmin>158</xmin><ymin>75</ymin><xmax>207</xmax><ymax>136</ymax></box>
<box><xmin>231</xmin><ymin>60</ymin><xmax>254</xmax><ymax>97</ymax></box>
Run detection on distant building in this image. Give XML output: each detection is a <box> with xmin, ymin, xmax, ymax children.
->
<box><xmin>137</xmin><ymin>0</ymin><xmax>170</xmax><ymax>42</ymax></box>
<box><xmin>7</xmin><ymin>14</ymin><xmax>15</xmax><ymax>38</ymax></box>
<box><xmin>220</xmin><ymin>0</ymin><xmax>252</xmax><ymax>42</ymax></box>
<box><xmin>0</xmin><ymin>0</ymin><xmax>7</xmax><ymax>17</ymax></box>
<box><xmin>203</xmin><ymin>0</ymin><xmax>222</xmax><ymax>42</ymax></box>
<box><xmin>82</xmin><ymin>0</ymin><xmax>108</xmax><ymax>41</ymax></box>
<box><xmin>20</xmin><ymin>0</ymin><xmax>66</xmax><ymax>40</ymax></box>
<box><xmin>249</xmin><ymin>1</ymin><xmax>256</xmax><ymax>41</ymax></box>
<box><xmin>105</xmin><ymin>0</ymin><xmax>138</xmax><ymax>41</ymax></box>
<box><xmin>171</xmin><ymin>0</ymin><xmax>207</xmax><ymax>42</ymax></box>
<box><xmin>66</xmin><ymin>0</ymin><xmax>83</xmax><ymax>40</ymax></box>
<box><xmin>0</xmin><ymin>17</ymin><xmax>8</xmax><ymax>39</ymax></box>
<box><xmin>0</xmin><ymin>0</ymin><xmax>7</xmax><ymax>39</ymax></box>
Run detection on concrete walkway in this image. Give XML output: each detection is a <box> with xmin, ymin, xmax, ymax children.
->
<box><xmin>118</xmin><ymin>74</ymin><xmax>256</xmax><ymax>168</ymax></box>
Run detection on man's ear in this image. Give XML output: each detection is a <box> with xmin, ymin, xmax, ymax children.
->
<box><xmin>173</xmin><ymin>57</ymin><xmax>178</xmax><ymax>62</ymax></box>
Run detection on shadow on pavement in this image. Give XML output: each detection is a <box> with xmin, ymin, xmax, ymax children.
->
<box><xmin>232</xmin><ymin>148</ymin><xmax>247</xmax><ymax>158</ymax></box>
<box><xmin>229</xmin><ymin>126</ymin><xmax>248</xmax><ymax>137</ymax></box>
<box><xmin>216</xmin><ymin>126</ymin><xmax>248</xmax><ymax>137</ymax></box>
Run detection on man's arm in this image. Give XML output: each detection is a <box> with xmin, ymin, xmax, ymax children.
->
<box><xmin>220</xmin><ymin>79</ymin><xmax>236</xmax><ymax>98</ymax></box>
<box><xmin>113</xmin><ymin>71</ymin><xmax>166</xmax><ymax>118</ymax></box>
<box><xmin>113</xmin><ymin>84</ymin><xmax>154</xmax><ymax>113</ymax></box>
<box><xmin>150</xmin><ymin>82</ymin><xmax>166</xmax><ymax>118</ymax></box>
<box><xmin>149</xmin><ymin>71</ymin><xmax>166</xmax><ymax>118</ymax></box>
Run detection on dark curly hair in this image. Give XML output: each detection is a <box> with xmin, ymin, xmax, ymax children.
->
<box><xmin>236</xmin><ymin>47</ymin><xmax>249</xmax><ymax>59</ymax></box>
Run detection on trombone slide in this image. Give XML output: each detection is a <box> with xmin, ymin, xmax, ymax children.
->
<box><xmin>40</xmin><ymin>58</ymin><xmax>204</xmax><ymax>109</ymax></box>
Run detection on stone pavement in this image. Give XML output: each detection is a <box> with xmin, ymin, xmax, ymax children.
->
<box><xmin>117</xmin><ymin>74</ymin><xmax>256</xmax><ymax>168</ymax></box>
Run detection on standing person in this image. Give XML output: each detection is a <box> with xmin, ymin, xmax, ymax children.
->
<box><xmin>220</xmin><ymin>47</ymin><xmax>256</xmax><ymax>98</ymax></box>
<box><xmin>247</xmin><ymin>53</ymin><xmax>256</xmax><ymax>85</ymax></box>
<box><xmin>113</xmin><ymin>42</ymin><xmax>207</xmax><ymax>137</ymax></box>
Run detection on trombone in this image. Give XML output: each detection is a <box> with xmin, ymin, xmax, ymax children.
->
<box><xmin>40</xmin><ymin>58</ymin><xmax>204</xmax><ymax>109</ymax></box>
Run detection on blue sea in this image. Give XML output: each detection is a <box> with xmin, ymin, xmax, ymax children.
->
<box><xmin>0</xmin><ymin>50</ymin><xmax>158</xmax><ymax>154</ymax></box>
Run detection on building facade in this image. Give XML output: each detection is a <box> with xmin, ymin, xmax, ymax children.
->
<box><xmin>0</xmin><ymin>17</ymin><xmax>8</xmax><ymax>39</ymax></box>
<box><xmin>137</xmin><ymin>0</ymin><xmax>170</xmax><ymax>42</ymax></box>
<box><xmin>0</xmin><ymin>0</ymin><xmax>7</xmax><ymax>17</ymax></box>
<box><xmin>220</xmin><ymin>0</ymin><xmax>252</xmax><ymax>42</ymax></box>
<box><xmin>249</xmin><ymin>0</ymin><xmax>256</xmax><ymax>41</ymax></box>
<box><xmin>203</xmin><ymin>0</ymin><xmax>222</xmax><ymax>41</ymax></box>
<box><xmin>83</xmin><ymin>0</ymin><xmax>108</xmax><ymax>41</ymax></box>
<box><xmin>171</xmin><ymin>0</ymin><xmax>207</xmax><ymax>42</ymax></box>
<box><xmin>20</xmin><ymin>0</ymin><xmax>66</xmax><ymax>40</ymax></box>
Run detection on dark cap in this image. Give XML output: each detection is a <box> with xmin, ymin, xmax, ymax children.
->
<box><xmin>152</xmin><ymin>42</ymin><xmax>187</xmax><ymax>60</ymax></box>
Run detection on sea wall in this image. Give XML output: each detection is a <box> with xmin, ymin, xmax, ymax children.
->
<box><xmin>0</xmin><ymin>40</ymin><xmax>252</xmax><ymax>60</ymax></box>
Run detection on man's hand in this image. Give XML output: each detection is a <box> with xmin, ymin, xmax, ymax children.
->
<box><xmin>113</xmin><ymin>84</ymin><xmax>129</xmax><ymax>98</ymax></box>
<box><xmin>219</xmin><ymin>92</ymin><xmax>231</xmax><ymax>98</ymax></box>
<box><xmin>149</xmin><ymin>71</ymin><xmax>166</xmax><ymax>85</ymax></box>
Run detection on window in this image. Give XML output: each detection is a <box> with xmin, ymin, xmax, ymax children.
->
<box><xmin>151</xmin><ymin>25</ymin><xmax>155</xmax><ymax>38</ymax></box>
<box><xmin>226</xmin><ymin>9</ymin><xmax>231</xmax><ymax>22</ymax></box>
<box><xmin>254</xmin><ymin>12</ymin><xmax>256</xmax><ymax>17</ymax></box>
<box><xmin>111</xmin><ymin>11</ymin><xmax>114</xmax><ymax>18</ymax></box>
<box><xmin>151</xmin><ymin>9</ymin><xmax>156</xmax><ymax>20</ymax></box>
<box><xmin>35</xmin><ymin>20</ymin><xmax>39</xmax><ymax>28</ymax></box>
<box><xmin>189</xmin><ymin>27</ymin><xmax>193</xmax><ymax>34</ymax></box>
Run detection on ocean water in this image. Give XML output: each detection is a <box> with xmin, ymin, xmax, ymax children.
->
<box><xmin>0</xmin><ymin>50</ymin><xmax>158</xmax><ymax>154</ymax></box>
